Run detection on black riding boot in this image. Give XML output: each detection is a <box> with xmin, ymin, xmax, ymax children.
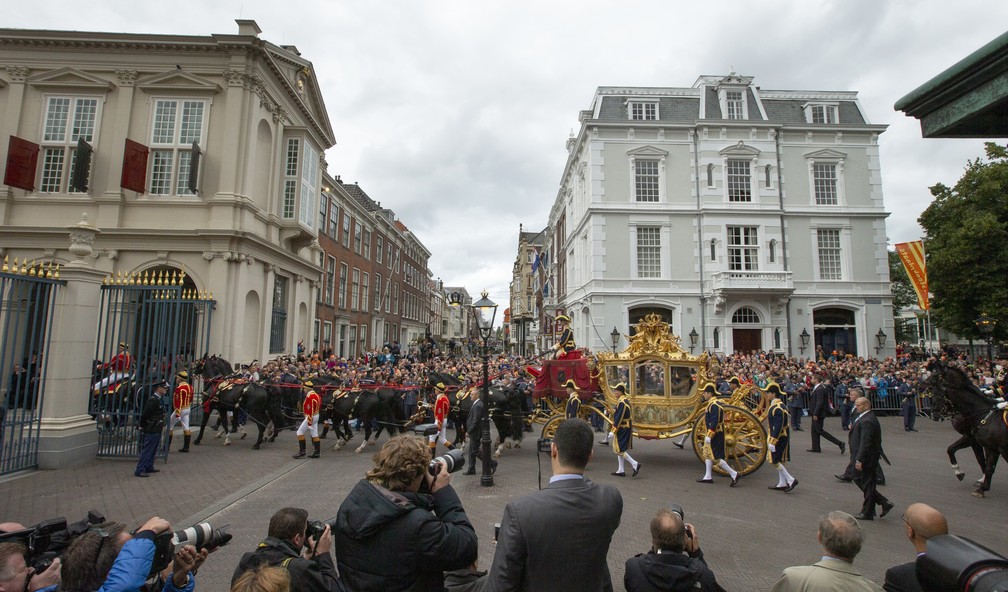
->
<box><xmin>310</xmin><ymin>438</ymin><xmax>321</xmax><ymax>458</ymax></box>
<box><xmin>293</xmin><ymin>438</ymin><xmax>306</xmax><ymax>459</ymax></box>
<box><xmin>179</xmin><ymin>433</ymin><xmax>191</xmax><ymax>453</ymax></box>
<box><xmin>321</xmin><ymin>425</ymin><xmax>329</xmax><ymax>439</ymax></box>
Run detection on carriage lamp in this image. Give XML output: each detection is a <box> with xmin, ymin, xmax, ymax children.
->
<box><xmin>974</xmin><ymin>313</ymin><xmax>997</xmax><ymax>360</ymax></box>
<box><xmin>469</xmin><ymin>291</ymin><xmax>498</xmax><ymax>487</ymax></box>
<box><xmin>875</xmin><ymin>328</ymin><xmax>888</xmax><ymax>355</ymax></box>
<box><xmin>448</xmin><ymin>291</ymin><xmax>463</xmax><ymax>307</ymax></box>
<box><xmin>799</xmin><ymin>328</ymin><xmax>811</xmax><ymax>354</ymax></box>
<box><xmin>688</xmin><ymin>328</ymin><xmax>699</xmax><ymax>353</ymax></box>
<box><xmin>610</xmin><ymin>326</ymin><xmax>620</xmax><ymax>354</ymax></box>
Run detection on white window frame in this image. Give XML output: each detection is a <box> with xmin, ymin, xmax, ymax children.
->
<box><xmin>338</xmin><ymin>263</ymin><xmax>348</xmax><ymax>309</ymax></box>
<box><xmin>805</xmin><ymin>150</ymin><xmax>847</xmax><ymax>207</ymax></box>
<box><xmin>342</xmin><ymin>213</ymin><xmax>351</xmax><ymax>248</ymax></box>
<box><xmin>627</xmin><ymin>100</ymin><xmax>658</xmax><ymax>121</ymax></box>
<box><xmin>351</xmin><ymin>268</ymin><xmax>360</xmax><ymax>311</ymax></box>
<box><xmin>299</xmin><ymin>142</ymin><xmax>319</xmax><ymax>229</ymax></box>
<box><xmin>361</xmin><ymin>272</ymin><xmax>370</xmax><ymax>313</ymax></box>
<box><xmin>376</xmin><ymin>236</ymin><xmax>384</xmax><ymax>264</ymax></box>
<box><xmin>354</xmin><ymin>222</ymin><xmax>363</xmax><ymax>254</ymax></box>
<box><xmin>805</xmin><ymin>102</ymin><xmax>839</xmax><ymax>124</ymax></box>
<box><xmin>627</xmin><ymin>147</ymin><xmax>667</xmax><ymax>203</ymax></box>
<box><xmin>38</xmin><ymin>95</ymin><xmax>103</xmax><ymax>194</ymax></box>
<box><xmin>814</xmin><ymin>227</ymin><xmax>845</xmax><ymax>281</ymax></box>
<box><xmin>148</xmin><ymin>97</ymin><xmax>209</xmax><ymax>196</ymax></box>
<box><xmin>630</xmin><ymin>223</ymin><xmax>667</xmax><ymax>279</ymax></box>
<box><xmin>324</xmin><ymin>256</ymin><xmax>335</xmax><ymax>306</ymax></box>
<box><xmin>725</xmin><ymin>159</ymin><xmax>752</xmax><ymax>202</ymax></box>
<box><xmin>282</xmin><ymin>138</ymin><xmax>298</xmax><ymax>218</ymax></box>
<box><xmin>634</xmin><ymin>160</ymin><xmax>660</xmax><ymax>202</ymax></box>
<box><xmin>374</xmin><ymin>273</ymin><xmax>383</xmax><ymax>311</ymax></box>
<box><xmin>726</xmin><ymin>226</ymin><xmax>759</xmax><ymax>271</ymax></box>
<box><xmin>362</xmin><ymin>229</ymin><xmax>371</xmax><ymax>260</ymax></box>
<box><xmin>719</xmin><ymin>88</ymin><xmax>748</xmax><ymax>120</ymax></box>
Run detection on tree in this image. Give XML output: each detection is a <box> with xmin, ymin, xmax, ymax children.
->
<box><xmin>919</xmin><ymin>142</ymin><xmax>1008</xmax><ymax>343</ymax></box>
<box><xmin>888</xmin><ymin>249</ymin><xmax>918</xmax><ymax>343</ymax></box>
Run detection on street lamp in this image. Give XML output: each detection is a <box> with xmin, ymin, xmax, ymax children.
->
<box><xmin>688</xmin><ymin>328</ymin><xmax>699</xmax><ymax>353</ymax></box>
<box><xmin>610</xmin><ymin>326</ymin><xmax>620</xmax><ymax>354</ymax></box>
<box><xmin>469</xmin><ymin>290</ymin><xmax>498</xmax><ymax>487</ymax></box>
<box><xmin>799</xmin><ymin>328</ymin><xmax>811</xmax><ymax>355</ymax></box>
<box><xmin>975</xmin><ymin>313</ymin><xmax>997</xmax><ymax>360</ymax></box>
<box><xmin>875</xmin><ymin>328</ymin><xmax>888</xmax><ymax>355</ymax></box>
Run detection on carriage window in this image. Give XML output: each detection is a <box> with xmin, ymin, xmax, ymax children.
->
<box><xmin>635</xmin><ymin>360</ymin><xmax>665</xmax><ymax>397</ymax></box>
<box><xmin>605</xmin><ymin>364</ymin><xmax>630</xmax><ymax>392</ymax></box>
<box><xmin>667</xmin><ymin>366</ymin><xmax>695</xmax><ymax>397</ymax></box>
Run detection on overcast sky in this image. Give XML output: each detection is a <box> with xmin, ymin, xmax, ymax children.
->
<box><xmin>9</xmin><ymin>1</ymin><xmax>1007</xmax><ymax>308</ymax></box>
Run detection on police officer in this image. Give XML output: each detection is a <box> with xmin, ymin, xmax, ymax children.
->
<box><xmin>766</xmin><ymin>382</ymin><xmax>798</xmax><ymax>492</ymax></box>
<box><xmin>294</xmin><ymin>380</ymin><xmax>322</xmax><ymax>459</ymax></box>
<box><xmin>563</xmin><ymin>379</ymin><xmax>581</xmax><ymax>419</ymax></box>
<box><xmin>136</xmin><ymin>381</ymin><xmax>167</xmax><ymax>478</ymax></box>
<box><xmin>697</xmin><ymin>384</ymin><xmax>739</xmax><ymax>486</ymax></box>
<box><xmin>609</xmin><ymin>383</ymin><xmax>641</xmax><ymax>477</ymax></box>
<box><xmin>169</xmin><ymin>370</ymin><xmax>194</xmax><ymax>452</ymax></box>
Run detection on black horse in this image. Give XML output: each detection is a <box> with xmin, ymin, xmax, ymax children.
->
<box><xmin>310</xmin><ymin>377</ymin><xmax>408</xmax><ymax>453</ymax></box>
<box><xmin>214</xmin><ymin>381</ymin><xmax>286</xmax><ymax>450</ymax></box>
<box><xmin>924</xmin><ymin>365</ymin><xmax>988</xmax><ymax>485</ymax></box>
<box><xmin>927</xmin><ymin>361</ymin><xmax>1008</xmax><ymax>497</ymax></box>
<box><xmin>192</xmin><ymin>355</ymin><xmax>243</xmax><ymax>445</ymax></box>
<box><xmin>490</xmin><ymin>385</ymin><xmax>528</xmax><ymax>458</ymax></box>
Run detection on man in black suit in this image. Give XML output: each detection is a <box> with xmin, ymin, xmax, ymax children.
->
<box><xmin>836</xmin><ymin>388</ymin><xmax>885</xmax><ymax>485</ymax></box>
<box><xmin>883</xmin><ymin>503</ymin><xmax>948</xmax><ymax>592</ymax></box>
<box><xmin>808</xmin><ymin>374</ymin><xmax>846</xmax><ymax>455</ymax></box>
<box><xmin>487</xmin><ymin>418</ymin><xmax>623</xmax><ymax>591</ymax></box>
<box><xmin>851</xmin><ymin>397</ymin><xmax>894</xmax><ymax>520</ymax></box>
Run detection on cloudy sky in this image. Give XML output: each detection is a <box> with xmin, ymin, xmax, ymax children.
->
<box><xmin>9</xmin><ymin>1</ymin><xmax>1007</xmax><ymax>307</ymax></box>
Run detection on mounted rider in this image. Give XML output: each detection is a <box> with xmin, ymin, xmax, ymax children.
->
<box><xmin>92</xmin><ymin>341</ymin><xmax>134</xmax><ymax>394</ymax></box>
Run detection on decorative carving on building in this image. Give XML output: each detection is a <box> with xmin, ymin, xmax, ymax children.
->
<box><xmin>5</xmin><ymin>66</ymin><xmax>29</xmax><ymax>83</ymax></box>
<box><xmin>222</xmin><ymin>68</ymin><xmax>246</xmax><ymax>87</ymax></box>
<box><xmin>202</xmin><ymin>251</ymin><xmax>215</xmax><ymax>261</ymax></box>
<box><xmin>66</xmin><ymin>212</ymin><xmax>101</xmax><ymax>265</ymax></box>
<box><xmin>114</xmin><ymin>69</ymin><xmax>138</xmax><ymax>86</ymax></box>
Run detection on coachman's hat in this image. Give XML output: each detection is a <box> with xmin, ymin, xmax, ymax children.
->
<box><xmin>118</xmin><ymin>342</ymin><xmax>129</xmax><ymax>350</ymax></box>
<box><xmin>435</xmin><ymin>382</ymin><xmax>447</xmax><ymax>392</ymax></box>
<box><xmin>556</xmin><ymin>314</ymin><xmax>571</xmax><ymax>324</ymax></box>
<box><xmin>613</xmin><ymin>382</ymin><xmax>627</xmax><ymax>394</ymax></box>
<box><xmin>765</xmin><ymin>382</ymin><xmax>783</xmax><ymax>396</ymax></box>
<box><xmin>562</xmin><ymin>379</ymin><xmax>578</xmax><ymax>389</ymax></box>
<box><xmin>303</xmin><ymin>380</ymin><xmax>314</xmax><ymax>388</ymax></box>
<box><xmin>176</xmin><ymin>370</ymin><xmax>188</xmax><ymax>379</ymax></box>
<box><xmin>702</xmin><ymin>383</ymin><xmax>717</xmax><ymax>394</ymax></box>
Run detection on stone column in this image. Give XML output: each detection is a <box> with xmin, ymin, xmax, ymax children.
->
<box><xmin>37</xmin><ymin>215</ymin><xmax>104</xmax><ymax>468</ymax></box>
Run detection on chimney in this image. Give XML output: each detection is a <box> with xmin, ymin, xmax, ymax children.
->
<box><xmin>236</xmin><ymin>19</ymin><xmax>262</xmax><ymax>37</ymax></box>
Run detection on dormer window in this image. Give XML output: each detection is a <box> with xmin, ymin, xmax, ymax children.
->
<box><xmin>725</xmin><ymin>90</ymin><xmax>744</xmax><ymax>120</ymax></box>
<box><xmin>806</xmin><ymin>103</ymin><xmax>839</xmax><ymax>124</ymax></box>
<box><xmin>628</xmin><ymin>100</ymin><xmax>658</xmax><ymax>121</ymax></box>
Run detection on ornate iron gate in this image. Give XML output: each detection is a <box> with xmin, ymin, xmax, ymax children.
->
<box><xmin>0</xmin><ymin>259</ymin><xmax>64</xmax><ymax>475</ymax></box>
<box><xmin>90</xmin><ymin>269</ymin><xmax>214</xmax><ymax>458</ymax></box>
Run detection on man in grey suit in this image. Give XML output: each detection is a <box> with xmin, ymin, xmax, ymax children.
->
<box><xmin>771</xmin><ymin>510</ymin><xmax>882</xmax><ymax>591</ymax></box>
<box><xmin>463</xmin><ymin>387</ymin><xmax>497</xmax><ymax>476</ymax></box>
<box><xmin>487</xmin><ymin>418</ymin><xmax>623</xmax><ymax>592</ymax></box>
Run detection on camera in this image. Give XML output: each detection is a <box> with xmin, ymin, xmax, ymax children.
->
<box><xmin>429</xmin><ymin>448</ymin><xmax>465</xmax><ymax>476</ymax></box>
<box><xmin>150</xmin><ymin>522</ymin><xmax>232</xmax><ymax>577</ymax></box>
<box><xmin>537</xmin><ymin>438</ymin><xmax>552</xmax><ymax>453</ymax></box>
<box><xmin>413</xmin><ymin>423</ymin><xmax>439</xmax><ymax>437</ymax></box>
<box><xmin>917</xmin><ymin>534</ymin><xmax>1008</xmax><ymax>592</ymax></box>
<box><xmin>306</xmin><ymin>518</ymin><xmax>337</xmax><ymax>543</ymax></box>
<box><xmin>0</xmin><ymin>510</ymin><xmax>106</xmax><ymax>572</ymax></box>
<box><xmin>667</xmin><ymin>503</ymin><xmax>691</xmax><ymax>538</ymax></box>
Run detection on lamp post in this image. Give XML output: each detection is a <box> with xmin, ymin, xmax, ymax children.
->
<box><xmin>799</xmin><ymin>328</ymin><xmax>810</xmax><ymax>355</ymax></box>
<box><xmin>470</xmin><ymin>291</ymin><xmax>498</xmax><ymax>487</ymax></box>
<box><xmin>974</xmin><ymin>313</ymin><xmax>997</xmax><ymax>360</ymax></box>
<box><xmin>875</xmin><ymin>328</ymin><xmax>888</xmax><ymax>356</ymax></box>
<box><xmin>689</xmin><ymin>328</ymin><xmax>699</xmax><ymax>353</ymax></box>
<box><xmin>610</xmin><ymin>326</ymin><xmax>620</xmax><ymax>354</ymax></box>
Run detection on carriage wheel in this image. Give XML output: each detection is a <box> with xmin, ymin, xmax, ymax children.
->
<box><xmin>540</xmin><ymin>414</ymin><xmax>565</xmax><ymax>442</ymax></box>
<box><xmin>691</xmin><ymin>405</ymin><xmax>767</xmax><ymax>476</ymax></box>
<box><xmin>730</xmin><ymin>386</ymin><xmax>771</xmax><ymax>422</ymax></box>
<box><xmin>543</xmin><ymin>396</ymin><xmax>566</xmax><ymax>416</ymax></box>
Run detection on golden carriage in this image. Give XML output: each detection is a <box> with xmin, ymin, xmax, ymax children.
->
<box><xmin>535</xmin><ymin>313</ymin><xmax>769</xmax><ymax>476</ymax></box>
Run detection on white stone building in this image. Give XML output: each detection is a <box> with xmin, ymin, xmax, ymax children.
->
<box><xmin>547</xmin><ymin>72</ymin><xmax>893</xmax><ymax>358</ymax></box>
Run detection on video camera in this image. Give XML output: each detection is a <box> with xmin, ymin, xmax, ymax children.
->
<box><xmin>0</xmin><ymin>510</ymin><xmax>106</xmax><ymax>572</ymax></box>
<box><xmin>917</xmin><ymin>535</ymin><xmax>1008</xmax><ymax>592</ymax></box>
<box><xmin>150</xmin><ymin>522</ymin><xmax>232</xmax><ymax>577</ymax></box>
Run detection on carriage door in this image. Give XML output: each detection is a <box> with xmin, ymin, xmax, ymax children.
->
<box><xmin>731</xmin><ymin>307</ymin><xmax>762</xmax><ymax>353</ymax></box>
<box><xmin>92</xmin><ymin>268</ymin><xmax>214</xmax><ymax>459</ymax></box>
<box><xmin>0</xmin><ymin>262</ymin><xmax>63</xmax><ymax>475</ymax></box>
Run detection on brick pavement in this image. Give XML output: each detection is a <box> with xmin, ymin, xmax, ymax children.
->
<box><xmin>2</xmin><ymin>416</ymin><xmax>1005</xmax><ymax>590</ymax></box>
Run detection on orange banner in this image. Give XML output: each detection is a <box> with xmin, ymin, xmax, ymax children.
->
<box><xmin>895</xmin><ymin>241</ymin><xmax>929</xmax><ymax>310</ymax></box>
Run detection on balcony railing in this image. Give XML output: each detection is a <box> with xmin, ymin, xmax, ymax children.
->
<box><xmin>709</xmin><ymin>270</ymin><xmax>793</xmax><ymax>292</ymax></box>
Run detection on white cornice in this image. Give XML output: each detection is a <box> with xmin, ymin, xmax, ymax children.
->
<box><xmin>136</xmin><ymin>70</ymin><xmax>221</xmax><ymax>94</ymax></box>
<box><xmin>28</xmin><ymin>66</ymin><xmax>113</xmax><ymax>91</ymax></box>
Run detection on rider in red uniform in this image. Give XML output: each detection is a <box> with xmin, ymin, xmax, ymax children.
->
<box><xmin>93</xmin><ymin>342</ymin><xmax>134</xmax><ymax>393</ymax></box>
<box><xmin>295</xmin><ymin>381</ymin><xmax>322</xmax><ymax>459</ymax></box>
<box><xmin>429</xmin><ymin>382</ymin><xmax>454</xmax><ymax>456</ymax></box>
<box><xmin>169</xmin><ymin>371</ymin><xmax>195</xmax><ymax>452</ymax></box>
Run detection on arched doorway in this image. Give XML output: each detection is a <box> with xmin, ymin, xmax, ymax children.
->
<box><xmin>813</xmin><ymin>307</ymin><xmax>857</xmax><ymax>357</ymax></box>
<box><xmin>731</xmin><ymin>306</ymin><xmax>762</xmax><ymax>353</ymax></box>
<box><xmin>627</xmin><ymin>306</ymin><xmax>673</xmax><ymax>338</ymax></box>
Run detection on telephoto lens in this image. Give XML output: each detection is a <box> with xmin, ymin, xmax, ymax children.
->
<box><xmin>171</xmin><ymin>523</ymin><xmax>233</xmax><ymax>552</ymax></box>
<box><xmin>429</xmin><ymin>448</ymin><xmax>465</xmax><ymax>475</ymax></box>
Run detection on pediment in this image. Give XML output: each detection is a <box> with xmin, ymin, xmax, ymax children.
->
<box><xmin>804</xmin><ymin>148</ymin><xmax>847</xmax><ymax>160</ymax></box>
<box><xmin>28</xmin><ymin>67</ymin><xmax>113</xmax><ymax>91</ymax></box>
<box><xmin>719</xmin><ymin>141</ymin><xmax>760</xmax><ymax>157</ymax></box>
<box><xmin>136</xmin><ymin>71</ymin><xmax>221</xmax><ymax>94</ymax></box>
<box><xmin>627</xmin><ymin>145</ymin><xmax>669</xmax><ymax>158</ymax></box>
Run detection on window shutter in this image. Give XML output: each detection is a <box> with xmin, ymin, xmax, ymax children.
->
<box><xmin>120</xmin><ymin>138</ymin><xmax>148</xmax><ymax>193</ymax></box>
<box><xmin>70</xmin><ymin>137</ymin><xmax>94</xmax><ymax>193</ymax></box>
<box><xmin>187</xmin><ymin>141</ymin><xmax>201</xmax><ymax>194</ymax></box>
<box><xmin>4</xmin><ymin>136</ymin><xmax>40</xmax><ymax>191</ymax></box>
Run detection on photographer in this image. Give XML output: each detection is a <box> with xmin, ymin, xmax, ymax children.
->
<box><xmin>0</xmin><ymin>542</ymin><xmax>61</xmax><ymax>592</ymax></box>
<box><xmin>331</xmin><ymin>434</ymin><xmax>477</xmax><ymax>591</ymax></box>
<box><xmin>624</xmin><ymin>507</ymin><xmax>725</xmax><ymax>592</ymax></box>
<box><xmin>58</xmin><ymin>516</ymin><xmax>201</xmax><ymax>592</ymax></box>
<box><xmin>232</xmin><ymin>508</ymin><xmax>342</xmax><ymax>592</ymax></box>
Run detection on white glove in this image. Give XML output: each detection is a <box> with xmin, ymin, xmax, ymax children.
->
<box><xmin>768</xmin><ymin>443</ymin><xmax>776</xmax><ymax>453</ymax></box>
<box><xmin>703</xmin><ymin>436</ymin><xmax>711</xmax><ymax>445</ymax></box>
<box><xmin>997</xmin><ymin>401</ymin><xmax>1007</xmax><ymax>410</ymax></box>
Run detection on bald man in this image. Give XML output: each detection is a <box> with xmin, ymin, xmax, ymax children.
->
<box><xmin>883</xmin><ymin>503</ymin><xmax>948</xmax><ymax>592</ymax></box>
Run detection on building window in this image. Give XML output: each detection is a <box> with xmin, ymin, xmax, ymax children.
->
<box><xmin>392</xmin><ymin>283</ymin><xmax>399</xmax><ymax>315</ymax></box>
<box><xmin>710</xmin><ymin>238</ymin><xmax>717</xmax><ymax>262</ymax></box>
<box><xmin>328</xmin><ymin>202</ymin><xmax>338</xmax><ymax>238</ymax></box>
<box><xmin>361</xmin><ymin>272</ymin><xmax>369</xmax><ymax>312</ymax></box>
<box><xmin>342</xmin><ymin>213</ymin><xmax>351</xmax><ymax>248</ymax></box>
<box><xmin>299</xmin><ymin>143</ymin><xmax>318</xmax><ymax>228</ymax></box>
<box><xmin>713</xmin><ymin>327</ymin><xmax>720</xmax><ymax>349</ymax></box>
<box><xmin>387</xmin><ymin>244</ymin><xmax>394</xmax><ymax>269</ymax></box>
<box><xmin>269</xmin><ymin>275</ymin><xmax>288</xmax><ymax>354</ymax></box>
<box><xmin>813</xmin><ymin>163</ymin><xmax>838</xmax><ymax>205</ymax></box>
<box><xmin>636</xmin><ymin>226</ymin><xmax>661</xmax><ymax>278</ymax></box>
<box><xmin>323</xmin><ymin>321</ymin><xmax>332</xmax><ymax>349</ymax></box>
<box><xmin>360</xmin><ymin>324</ymin><xmax>368</xmax><ymax>352</ymax></box>
<box><xmin>384</xmin><ymin>277</ymin><xmax>391</xmax><ymax>313</ymax></box>
<box><xmin>324</xmin><ymin>256</ymin><xmax>335</xmax><ymax>306</ymax></box>
<box><xmin>809</xmin><ymin>104</ymin><xmax>838</xmax><ymax>124</ymax></box>
<box><xmin>283</xmin><ymin>138</ymin><xmax>298</xmax><ymax>218</ymax></box>
<box><xmin>769</xmin><ymin>239</ymin><xmax>777</xmax><ymax>264</ymax></box>
<box><xmin>765</xmin><ymin>164</ymin><xmax>773</xmax><ymax>188</ymax></box>
<box><xmin>726</xmin><ymin>160</ymin><xmax>751</xmax><ymax>202</ymax></box>
<box><xmin>634</xmin><ymin>160</ymin><xmax>659</xmax><ymax>202</ymax></box>
<box><xmin>318</xmin><ymin>194</ymin><xmax>327</xmax><ymax>231</ymax></box>
<box><xmin>149</xmin><ymin>98</ymin><xmax>207</xmax><ymax>196</ymax></box>
<box><xmin>338</xmin><ymin>263</ymin><xmax>348</xmax><ymax>308</ymax></box>
<box><xmin>706</xmin><ymin>163</ymin><xmax>714</xmax><ymax>188</ymax></box>
<box><xmin>374</xmin><ymin>273</ymin><xmax>382</xmax><ymax>311</ymax></box>
<box><xmin>629</xmin><ymin>101</ymin><xmax>657</xmax><ymax>121</ymax></box>
<box><xmin>732</xmin><ymin>307</ymin><xmax>761</xmax><ymax>324</ymax></box>
<box><xmin>727</xmin><ymin>226</ymin><xmax>759</xmax><ymax>271</ymax></box>
<box><xmin>376</xmin><ymin>236</ymin><xmax>384</xmax><ymax>263</ymax></box>
<box><xmin>39</xmin><ymin>96</ymin><xmax>100</xmax><ymax>193</ymax></box>
<box><xmin>725</xmin><ymin>90</ymin><xmax>744</xmax><ymax>120</ymax></box>
<box><xmin>362</xmin><ymin>229</ymin><xmax>371</xmax><ymax>260</ymax></box>
<box><xmin>354</xmin><ymin>222</ymin><xmax>363</xmax><ymax>254</ymax></box>
<box><xmin>351</xmin><ymin>268</ymin><xmax>360</xmax><ymax>311</ymax></box>
<box><xmin>817</xmin><ymin>228</ymin><xmax>842</xmax><ymax>280</ymax></box>
<box><xmin>349</xmin><ymin>325</ymin><xmax>357</xmax><ymax>358</ymax></box>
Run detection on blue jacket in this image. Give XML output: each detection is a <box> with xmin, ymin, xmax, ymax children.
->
<box><xmin>100</xmin><ymin>533</ymin><xmax>196</xmax><ymax>592</ymax></box>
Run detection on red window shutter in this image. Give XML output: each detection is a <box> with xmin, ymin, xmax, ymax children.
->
<box><xmin>120</xmin><ymin>139</ymin><xmax>149</xmax><ymax>194</ymax></box>
<box><xmin>4</xmin><ymin>136</ymin><xmax>40</xmax><ymax>191</ymax></box>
